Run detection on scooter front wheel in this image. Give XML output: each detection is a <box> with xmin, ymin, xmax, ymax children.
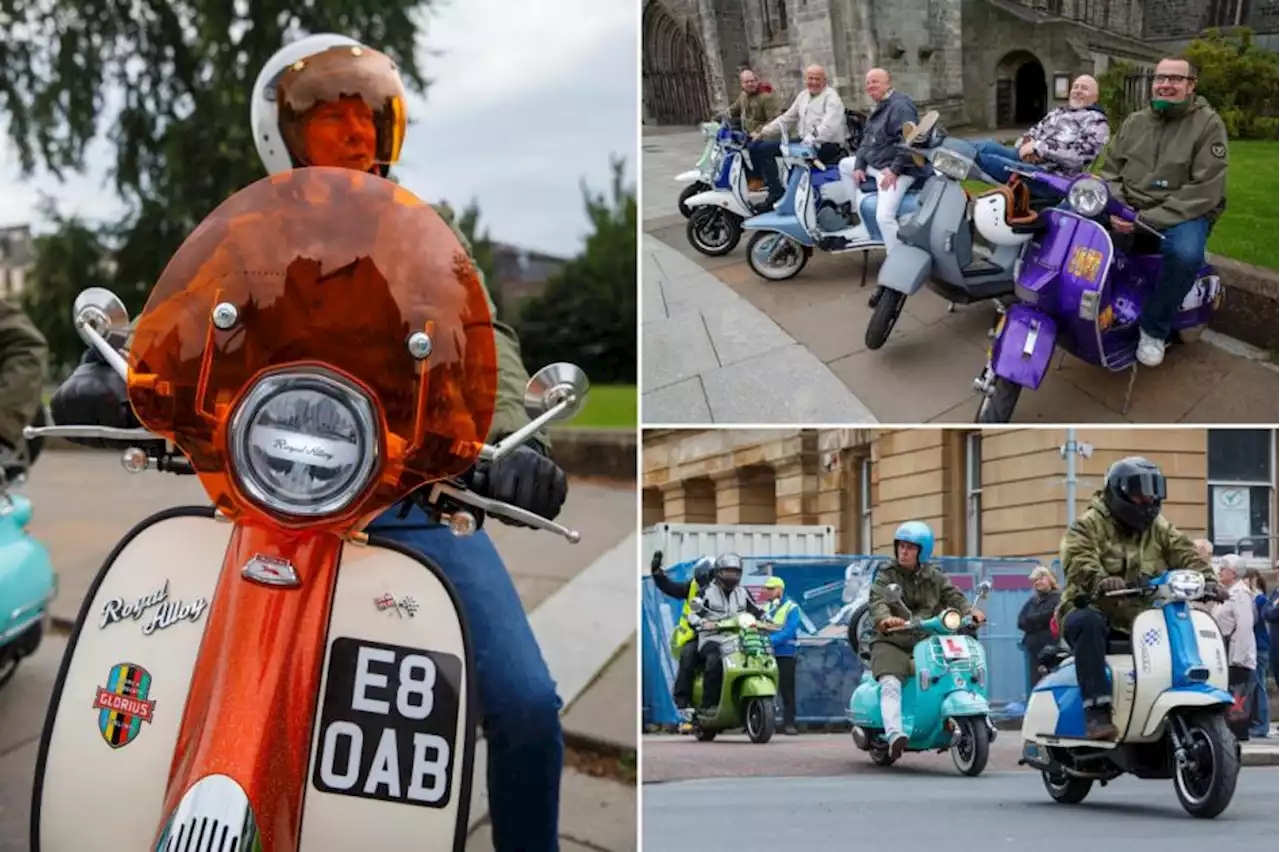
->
<box><xmin>865</xmin><ymin>288</ymin><xmax>905</xmax><ymax>350</ymax></box>
<box><xmin>975</xmin><ymin>377</ymin><xmax>1021</xmax><ymax>424</ymax></box>
<box><xmin>1172</xmin><ymin>710</ymin><xmax>1240</xmax><ymax>819</ymax></box>
<box><xmin>678</xmin><ymin>182</ymin><xmax>710</xmax><ymax>219</ymax></box>
<box><xmin>746</xmin><ymin>231</ymin><xmax>809</xmax><ymax>281</ymax></box>
<box><xmin>745</xmin><ymin>697</ymin><xmax>776</xmax><ymax>743</ymax></box>
<box><xmin>951</xmin><ymin>717</ymin><xmax>990</xmax><ymax>776</ymax></box>
<box><xmin>686</xmin><ymin>208</ymin><xmax>742</xmax><ymax>257</ymax></box>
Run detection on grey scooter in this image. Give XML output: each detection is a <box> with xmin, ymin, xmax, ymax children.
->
<box><xmin>864</xmin><ymin>132</ymin><xmax>1022</xmax><ymax>351</ymax></box>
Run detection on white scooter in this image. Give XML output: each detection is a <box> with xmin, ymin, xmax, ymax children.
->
<box><xmin>682</xmin><ymin>118</ymin><xmax>785</xmax><ymax>256</ymax></box>
<box><xmin>28</xmin><ymin>168</ymin><xmax>587</xmax><ymax>851</ymax></box>
<box><xmin>1020</xmin><ymin>570</ymin><xmax>1240</xmax><ymax>818</ymax></box>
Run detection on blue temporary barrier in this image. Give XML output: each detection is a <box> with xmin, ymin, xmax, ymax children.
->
<box><xmin>641</xmin><ymin>553</ymin><xmax>1050</xmax><ymax>727</ymax></box>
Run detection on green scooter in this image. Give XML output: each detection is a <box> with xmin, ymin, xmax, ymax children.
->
<box><xmin>690</xmin><ymin>612</ymin><xmax>780</xmax><ymax>743</ymax></box>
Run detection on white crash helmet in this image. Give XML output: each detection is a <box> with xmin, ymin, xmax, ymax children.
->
<box><xmin>972</xmin><ymin>181</ymin><xmax>1039</xmax><ymax>247</ymax></box>
<box><xmin>251</xmin><ymin>33</ymin><xmax>407</xmax><ymax>177</ymax></box>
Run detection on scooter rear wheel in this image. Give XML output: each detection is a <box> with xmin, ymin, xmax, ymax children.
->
<box><xmin>0</xmin><ymin>651</ymin><xmax>18</xmax><ymax>690</ymax></box>
<box><xmin>1042</xmin><ymin>771</ymin><xmax>1093</xmax><ymax>804</ymax></box>
<box><xmin>865</xmin><ymin>288</ymin><xmax>905</xmax><ymax>350</ymax></box>
<box><xmin>694</xmin><ymin>726</ymin><xmax>717</xmax><ymax>742</ymax></box>
<box><xmin>678</xmin><ymin>182</ymin><xmax>710</xmax><ymax>219</ymax></box>
<box><xmin>686</xmin><ymin>208</ymin><xmax>742</xmax><ymax>257</ymax></box>
<box><xmin>745</xmin><ymin>697</ymin><xmax>776</xmax><ymax>743</ymax></box>
<box><xmin>1172</xmin><ymin>710</ymin><xmax>1240</xmax><ymax>819</ymax></box>
<box><xmin>746</xmin><ymin>231</ymin><xmax>809</xmax><ymax>281</ymax></box>
<box><xmin>975</xmin><ymin>377</ymin><xmax>1021</xmax><ymax>424</ymax></box>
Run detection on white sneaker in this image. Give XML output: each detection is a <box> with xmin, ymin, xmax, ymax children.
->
<box><xmin>1136</xmin><ymin>329</ymin><xmax>1166</xmax><ymax>367</ymax></box>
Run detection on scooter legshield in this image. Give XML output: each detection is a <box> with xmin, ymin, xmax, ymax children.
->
<box><xmin>990</xmin><ymin>303</ymin><xmax>1058</xmax><ymax>390</ymax></box>
<box><xmin>33</xmin><ymin>508</ymin><xmax>475</xmax><ymax>852</ymax></box>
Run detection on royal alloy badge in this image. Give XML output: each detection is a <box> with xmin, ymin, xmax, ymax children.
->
<box><xmin>93</xmin><ymin>662</ymin><xmax>156</xmax><ymax>748</ymax></box>
<box><xmin>100</xmin><ymin>579</ymin><xmax>209</xmax><ymax>636</ymax></box>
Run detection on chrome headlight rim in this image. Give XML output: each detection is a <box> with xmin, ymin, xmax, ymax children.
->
<box><xmin>1167</xmin><ymin>569</ymin><xmax>1206</xmax><ymax>601</ymax></box>
<box><xmin>931</xmin><ymin>148</ymin><xmax>972</xmax><ymax>181</ymax></box>
<box><xmin>1068</xmin><ymin>176</ymin><xmax>1108</xmax><ymax>217</ymax></box>
<box><xmin>228</xmin><ymin>369</ymin><xmax>380</xmax><ymax>519</ymax></box>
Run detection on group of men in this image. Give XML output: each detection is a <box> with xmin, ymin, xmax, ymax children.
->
<box><xmin>656</xmin><ymin>456</ymin><xmax>1228</xmax><ymax>752</ymax></box>
<box><xmin>721</xmin><ymin>54</ymin><xmax>1229</xmax><ymax>368</ymax></box>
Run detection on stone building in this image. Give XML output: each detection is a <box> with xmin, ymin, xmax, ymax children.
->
<box><xmin>0</xmin><ymin>224</ymin><xmax>33</xmax><ymax>299</ymax></box>
<box><xmin>642</xmin><ymin>428</ymin><xmax>1278</xmax><ymax>566</ymax></box>
<box><xmin>642</xmin><ymin>0</ymin><xmax>1272</xmax><ymax>129</ymax></box>
<box><xmin>1145</xmin><ymin>0</ymin><xmax>1279</xmax><ymax>50</ymax></box>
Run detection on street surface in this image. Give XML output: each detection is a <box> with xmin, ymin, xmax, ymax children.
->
<box><xmin>641</xmin><ymin>128</ymin><xmax>1280</xmax><ymax>425</ymax></box>
<box><xmin>3</xmin><ymin>450</ymin><xmax>638</xmax><ymax>851</ymax></box>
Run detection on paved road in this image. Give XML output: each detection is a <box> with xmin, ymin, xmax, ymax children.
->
<box><xmin>642</xmin><ymin>769</ymin><xmax>1279</xmax><ymax>850</ymax></box>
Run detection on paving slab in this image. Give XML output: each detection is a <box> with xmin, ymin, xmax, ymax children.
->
<box><xmin>561</xmin><ymin>638</ymin><xmax>638</xmax><ymax>750</ymax></box>
<box><xmin>641</xmin><ymin>376</ymin><xmax>712</xmax><ymax>424</ymax></box>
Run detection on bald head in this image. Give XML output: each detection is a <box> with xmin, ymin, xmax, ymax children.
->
<box><xmin>804</xmin><ymin>65</ymin><xmax>827</xmax><ymax>94</ymax></box>
<box><xmin>865</xmin><ymin>67</ymin><xmax>892</xmax><ymax>102</ymax></box>
<box><xmin>739</xmin><ymin>68</ymin><xmax>760</xmax><ymax>94</ymax></box>
<box><xmin>1069</xmin><ymin>74</ymin><xmax>1099</xmax><ymax>108</ymax></box>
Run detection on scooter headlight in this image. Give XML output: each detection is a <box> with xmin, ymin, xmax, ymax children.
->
<box><xmin>738</xmin><ymin>613</ymin><xmax>757</xmax><ymax>630</ymax></box>
<box><xmin>1167</xmin><ymin>570</ymin><xmax>1206</xmax><ymax>601</ymax></box>
<box><xmin>1068</xmin><ymin>177</ymin><xmax>1108</xmax><ymax>218</ymax></box>
<box><xmin>930</xmin><ymin>148</ymin><xmax>973</xmax><ymax>181</ymax></box>
<box><xmin>941</xmin><ymin>609</ymin><xmax>963</xmax><ymax>631</ymax></box>
<box><xmin>229</xmin><ymin>371</ymin><xmax>380</xmax><ymax>518</ymax></box>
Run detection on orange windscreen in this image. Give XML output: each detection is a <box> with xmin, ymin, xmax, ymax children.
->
<box><xmin>126</xmin><ymin>167</ymin><xmax>497</xmax><ymax>529</ymax></box>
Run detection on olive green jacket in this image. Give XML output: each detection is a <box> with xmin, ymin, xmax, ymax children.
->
<box><xmin>867</xmin><ymin>561</ymin><xmax>972</xmax><ymax>626</ymax></box>
<box><xmin>728</xmin><ymin>90</ymin><xmax>782</xmax><ymax>135</ymax></box>
<box><xmin>1056</xmin><ymin>491</ymin><xmax>1212</xmax><ymax>630</ymax></box>
<box><xmin>1099</xmin><ymin>96</ymin><xmax>1229</xmax><ymax>231</ymax></box>
<box><xmin>0</xmin><ymin>300</ymin><xmax>48</xmax><ymax>450</ymax></box>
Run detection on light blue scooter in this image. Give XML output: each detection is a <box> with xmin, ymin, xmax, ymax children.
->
<box><xmin>0</xmin><ymin>406</ymin><xmax>56</xmax><ymax>689</ymax></box>
<box><xmin>847</xmin><ymin>578</ymin><xmax>995</xmax><ymax>775</ymax></box>
<box><xmin>740</xmin><ymin>136</ymin><xmax>924</xmax><ymax>283</ymax></box>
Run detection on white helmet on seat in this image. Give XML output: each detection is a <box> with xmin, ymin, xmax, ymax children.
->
<box><xmin>972</xmin><ymin>181</ymin><xmax>1039</xmax><ymax>247</ymax></box>
<box><xmin>250</xmin><ymin>33</ymin><xmax>407</xmax><ymax>177</ymax></box>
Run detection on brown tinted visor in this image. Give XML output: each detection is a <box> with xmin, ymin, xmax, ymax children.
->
<box><xmin>276</xmin><ymin>45</ymin><xmax>406</xmax><ymax>170</ymax></box>
<box><xmin>126</xmin><ymin>168</ymin><xmax>497</xmax><ymax>529</ymax></box>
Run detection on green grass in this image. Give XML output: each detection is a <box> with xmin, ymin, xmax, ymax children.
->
<box><xmin>568</xmin><ymin>384</ymin><xmax>636</xmax><ymax>428</ymax></box>
<box><xmin>961</xmin><ymin>140</ymin><xmax>1277</xmax><ymax>268</ymax></box>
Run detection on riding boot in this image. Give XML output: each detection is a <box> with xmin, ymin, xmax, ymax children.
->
<box><xmin>1085</xmin><ymin>705</ymin><xmax>1118</xmax><ymax>741</ymax></box>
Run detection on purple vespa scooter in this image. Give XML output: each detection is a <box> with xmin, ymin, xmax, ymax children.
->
<box><xmin>970</xmin><ymin>170</ymin><xmax>1223</xmax><ymax>423</ymax></box>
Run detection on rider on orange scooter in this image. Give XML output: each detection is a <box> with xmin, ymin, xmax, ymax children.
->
<box><xmin>49</xmin><ymin>34</ymin><xmax>568</xmax><ymax>852</ymax></box>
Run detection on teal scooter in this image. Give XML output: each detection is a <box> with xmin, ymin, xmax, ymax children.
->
<box><xmin>847</xmin><ymin>579</ymin><xmax>996</xmax><ymax>775</ymax></box>
<box><xmin>0</xmin><ymin>406</ymin><xmax>57</xmax><ymax>689</ymax></box>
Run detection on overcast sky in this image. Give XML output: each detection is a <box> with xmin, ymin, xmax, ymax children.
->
<box><xmin>0</xmin><ymin>0</ymin><xmax>637</xmax><ymax>258</ymax></box>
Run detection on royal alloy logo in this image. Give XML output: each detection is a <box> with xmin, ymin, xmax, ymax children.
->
<box><xmin>100</xmin><ymin>579</ymin><xmax>209</xmax><ymax>636</ymax></box>
<box><xmin>93</xmin><ymin>663</ymin><xmax>156</xmax><ymax>748</ymax></box>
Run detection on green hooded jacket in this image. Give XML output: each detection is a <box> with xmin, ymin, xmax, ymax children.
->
<box><xmin>0</xmin><ymin>300</ymin><xmax>48</xmax><ymax>450</ymax></box>
<box><xmin>728</xmin><ymin>89</ymin><xmax>782</xmax><ymax>135</ymax></box>
<box><xmin>1056</xmin><ymin>491</ymin><xmax>1212</xmax><ymax>630</ymax></box>
<box><xmin>867</xmin><ymin>560</ymin><xmax>972</xmax><ymax>626</ymax></box>
<box><xmin>1098</xmin><ymin>95</ymin><xmax>1228</xmax><ymax>231</ymax></box>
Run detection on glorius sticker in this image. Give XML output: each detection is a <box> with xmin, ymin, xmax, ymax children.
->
<box><xmin>312</xmin><ymin>638</ymin><xmax>462</xmax><ymax>808</ymax></box>
<box><xmin>93</xmin><ymin>663</ymin><xmax>156</xmax><ymax>748</ymax></box>
<box><xmin>1210</xmin><ymin>142</ymin><xmax>1226</xmax><ymax>159</ymax></box>
<box><xmin>1066</xmin><ymin>246</ymin><xmax>1104</xmax><ymax>284</ymax></box>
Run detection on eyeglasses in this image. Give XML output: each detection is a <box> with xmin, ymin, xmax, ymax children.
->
<box><xmin>1153</xmin><ymin>74</ymin><xmax>1194</xmax><ymax>84</ymax></box>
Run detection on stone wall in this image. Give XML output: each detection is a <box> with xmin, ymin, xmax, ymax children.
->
<box><xmin>1145</xmin><ymin>0</ymin><xmax>1279</xmax><ymax>41</ymax></box>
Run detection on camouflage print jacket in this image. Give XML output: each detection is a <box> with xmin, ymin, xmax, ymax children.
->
<box><xmin>0</xmin><ymin>300</ymin><xmax>48</xmax><ymax>450</ymax></box>
<box><xmin>1057</xmin><ymin>491</ymin><xmax>1212</xmax><ymax>630</ymax></box>
<box><xmin>1024</xmin><ymin>104</ymin><xmax>1110</xmax><ymax>175</ymax></box>
<box><xmin>867</xmin><ymin>561</ymin><xmax>972</xmax><ymax>626</ymax></box>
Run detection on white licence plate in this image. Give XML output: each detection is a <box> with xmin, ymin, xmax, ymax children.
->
<box><xmin>940</xmin><ymin>637</ymin><xmax>970</xmax><ymax>661</ymax></box>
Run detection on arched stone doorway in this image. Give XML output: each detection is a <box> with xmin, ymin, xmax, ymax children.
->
<box><xmin>642</xmin><ymin>0</ymin><xmax>712</xmax><ymax>125</ymax></box>
<box><xmin>994</xmin><ymin>51</ymin><xmax>1048</xmax><ymax>127</ymax></box>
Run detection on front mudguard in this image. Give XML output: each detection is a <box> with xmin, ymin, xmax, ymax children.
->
<box><xmin>684</xmin><ymin>189</ymin><xmax>752</xmax><ymax>219</ymax></box>
<box><xmin>739</xmin><ymin>674</ymin><xmax>778</xmax><ymax>699</ymax></box>
<box><xmin>878</xmin><ymin>244</ymin><xmax>932</xmax><ymax>296</ymax></box>
<box><xmin>989</xmin><ymin>303</ymin><xmax>1058</xmax><ymax>390</ymax></box>
<box><xmin>676</xmin><ymin>169</ymin><xmax>704</xmax><ymax>183</ymax></box>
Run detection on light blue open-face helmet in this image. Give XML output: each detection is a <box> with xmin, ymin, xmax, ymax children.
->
<box><xmin>893</xmin><ymin>521</ymin><xmax>934</xmax><ymax>565</ymax></box>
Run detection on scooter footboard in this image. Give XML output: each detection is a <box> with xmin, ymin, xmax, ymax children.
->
<box><xmin>298</xmin><ymin>534</ymin><xmax>476</xmax><ymax>850</ymax></box>
<box><xmin>990</xmin><ymin>304</ymin><xmax>1058</xmax><ymax>390</ymax></box>
<box><xmin>34</xmin><ymin>507</ymin><xmax>227</xmax><ymax>852</ymax></box>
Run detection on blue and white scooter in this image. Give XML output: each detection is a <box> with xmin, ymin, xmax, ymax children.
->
<box><xmin>740</xmin><ymin>135</ymin><xmax>924</xmax><ymax>282</ymax></box>
<box><xmin>683</xmin><ymin>120</ymin><xmax>794</xmax><ymax>257</ymax></box>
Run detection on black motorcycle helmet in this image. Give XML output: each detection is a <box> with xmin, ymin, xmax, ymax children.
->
<box><xmin>692</xmin><ymin>556</ymin><xmax>714</xmax><ymax>589</ymax></box>
<box><xmin>713</xmin><ymin>553</ymin><xmax>744</xmax><ymax>591</ymax></box>
<box><xmin>1104</xmin><ymin>456</ymin><xmax>1166</xmax><ymax>532</ymax></box>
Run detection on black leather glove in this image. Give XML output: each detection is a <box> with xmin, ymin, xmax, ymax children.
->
<box><xmin>1096</xmin><ymin>576</ymin><xmax>1128</xmax><ymax>595</ymax></box>
<box><xmin>478</xmin><ymin>443</ymin><xmax>567</xmax><ymax>528</ymax></box>
<box><xmin>49</xmin><ymin>347</ymin><xmax>143</xmax><ymax>450</ymax></box>
<box><xmin>651</xmin><ymin>550</ymin><xmax>664</xmax><ymax>572</ymax></box>
<box><xmin>1204</xmin><ymin>581</ymin><xmax>1229</xmax><ymax>603</ymax></box>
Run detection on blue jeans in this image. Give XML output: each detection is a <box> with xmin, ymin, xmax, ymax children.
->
<box><xmin>367</xmin><ymin>502</ymin><xmax>564</xmax><ymax>852</ymax></box>
<box><xmin>1251</xmin><ymin>663</ymin><xmax>1271</xmax><ymax>735</ymax></box>
<box><xmin>971</xmin><ymin>139</ymin><xmax>1049</xmax><ymax>194</ymax></box>
<box><xmin>749</xmin><ymin>139</ymin><xmax>785</xmax><ymax>199</ymax></box>
<box><xmin>1140</xmin><ymin>216</ymin><xmax>1210</xmax><ymax>340</ymax></box>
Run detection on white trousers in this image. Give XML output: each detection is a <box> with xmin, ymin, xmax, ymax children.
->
<box><xmin>879</xmin><ymin>674</ymin><xmax>904</xmax><ymax>737</ymax></box>
<box><xmin>836</xmin><ymin>159</ymin><xmax>916</xmax><ymax>254</ymax></box>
